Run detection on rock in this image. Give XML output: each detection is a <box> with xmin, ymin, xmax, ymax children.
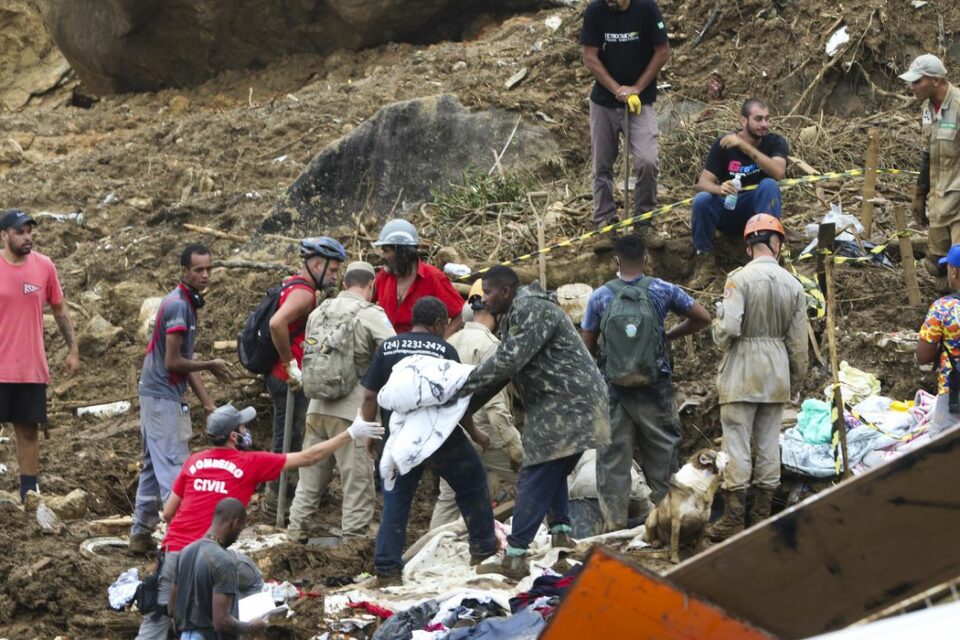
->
<box><xmin>799</xmin><ymin>125</ymin><xmax>821</xmax><ymax>145</ymax></box>
<box><xmin>35</xmin><ymin>503</ymin><xmax>63</xmax><ymax>534</ymax></box>
<box><xmin>128</xmin><ymin>196</ymin><xmax>155</xmax><ymax>211</ymax></box>
<box><xmin>138</xmin><ymin>296</ymin><xmax>164</xmax><ymax>341</ymax></box>
<box><xmin>452</xmin><ymin>61</ymin><xmax>467</xmax><ymax>72</ymax></box>
<box><xmin>168</xmin><ymin>95</ymin><xmax>190</xmax><ymax>116</ymax></box>
<box><xmin>33</xmin><ymin>0</ymin><xmax>543</xmax><ymax>93</ymax></box>
<box><xmin>0</xmin><ymin>138</ymin><xmax>23</xmax><ymax>165</ymax></box>
<box><xmin>0</xmin><ymin>490</ymin><xmax>21</xmax><ymax>507</ymax></box>
<box><xmin>0</xmin><ymin>1</ymin><xmax>71</xmax><ymax>111</ymax></box>
<box><xmin>266</xmin><ymin>94</ymin><xmax>559</xmax><ymax>232</ymax></box>
<box><xmin>44</xmin><ymin>489</ymin><xmax>89</xmax><ymax>520</ymax></box>
<box><xmin>78</xmin><ymin>314</ymin><xmax>124</xmax><ymax>357</ymax></box>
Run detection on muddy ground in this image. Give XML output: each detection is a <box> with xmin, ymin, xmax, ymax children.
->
<box><xmin>0</xmin><ymin>0</ymin><xmax>956</xmax><ymax>637</ymax></box>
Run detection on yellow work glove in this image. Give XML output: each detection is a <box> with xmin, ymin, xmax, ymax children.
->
<box><xmin>627</xmin><ymin>95</ymin><xmax>642</xmax><ymax>114</ymax></box>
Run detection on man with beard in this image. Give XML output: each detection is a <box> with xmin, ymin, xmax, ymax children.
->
<box><xmin>135</xmin><ymin>404</ymin><xmax>381</xmax><ymax>639</ymax></box>
<box><xmin>900</xmin><ymin>54</ymin><xmax>960</xmax><ymax>293</ymax></box>
<box><xmin>690</xmin><ymin>98</ymin><xmax>788</xmax><ymax>286</ymax></box>
<box><xmin>0</xmin><ymin>209</ymin><xmax>80</xmax><ymax>501</ymax></box>
<box><xmin>372</xmin><ymin>219</ymin><xmax>463</xmax><ymax>337</ymax></box>
<box><xmin>130</xmin><ymin>244</ymin><xmax>233</xmax><ymax>552</ymax></box>
<box><xmin>263</xmin><ymin>237</ymin><xmax>347</xmax><ymax>518</ymax></box>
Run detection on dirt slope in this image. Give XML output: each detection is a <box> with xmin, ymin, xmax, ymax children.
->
<box><xmin>0</xmin><ymin>0</ymin><xmax>956</xmax><ymax>636</ymax></box>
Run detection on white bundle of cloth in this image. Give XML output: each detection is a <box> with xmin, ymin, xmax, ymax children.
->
<box><xmin>377</xmin><ymin>355</ymin><xmax>475</xmax><ymax>490</ymax></box>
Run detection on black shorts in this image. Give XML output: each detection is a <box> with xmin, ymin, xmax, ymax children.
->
<box><xmin>0</xmin><ymin>383</ymin><xmax>47</xmax><ymax>424</ymax></box>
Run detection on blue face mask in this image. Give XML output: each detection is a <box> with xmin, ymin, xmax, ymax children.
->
<box><xmin>236</xmin><ymin>429</ymin><xmax>253</xmax><ymax>451</ymax></box>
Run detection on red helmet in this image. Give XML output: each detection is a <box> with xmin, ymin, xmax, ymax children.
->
<box><xmin>743</xmin><ymin>214</ymin><xmax>785</xmax><ymax>242</ymax></box>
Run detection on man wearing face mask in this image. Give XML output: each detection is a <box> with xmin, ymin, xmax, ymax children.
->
<box><xmin>130</xmin><ymin>244</ymin><xmax>234</xmax><ymax>554</ymax></box>
<box><xmin>372</xmin><ymin>219</ymin><xmax>464</xmax><ymax>337</ymax></box>
<box><xmin>135</xmin><ymin>404</ymin><xmax>382</xmax><ymax>640</ymax></box>
<box><xmin>263</xmin><ymin>237</ymin><xmax>347</xmax><ymax>518</ymax></box>
<box><xmin>581</xmin><ymin>234</ymin><xmax>710</xmax><ymax>531</ymax></box>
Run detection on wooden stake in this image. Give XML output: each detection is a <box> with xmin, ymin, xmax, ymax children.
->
<box><xmin>824</xmin><ymin>255</ymin><xmax>852</xmax><ymax>479</ymax></box>
<box><xmin>893</xmin><ymin>204</ymin><xmax>922</xmax><ymax>306</ymax></box>
<box><xmin>859</xmin><ymin>128</ymin><xmax>880</xmax><ymax>238</ymax></box>
<box><xmin>537</xmin><ymin>215</ymin><xmax>547</xmax><ymax>288</ymax></box>
<box><xmin>816</xmin><ymin>223</ymin><xmax>836</xmax><ymax>294</ymax></box>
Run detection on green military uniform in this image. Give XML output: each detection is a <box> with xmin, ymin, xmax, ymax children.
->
<box><xmin>460</xmin><ymin>283</ymin><xmax>610</xmax><ymax>465</ymax></box>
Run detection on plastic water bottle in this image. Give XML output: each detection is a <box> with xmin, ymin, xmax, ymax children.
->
<box><xmin>723</xmin><ymin>173</ymin><xmax>742</xmax><ymax>210</ymax></box>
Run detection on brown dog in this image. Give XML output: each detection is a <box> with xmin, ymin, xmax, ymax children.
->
<box><xmin>642</xmin><ymin>448</ymin><xmax>729</xmax><ymax>563</ymax></box>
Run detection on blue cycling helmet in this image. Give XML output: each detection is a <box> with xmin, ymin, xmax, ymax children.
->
<box><xmin>299</xmin><ymin>236</ymin><xmax>347</xmax><ymax>261</ymax></box>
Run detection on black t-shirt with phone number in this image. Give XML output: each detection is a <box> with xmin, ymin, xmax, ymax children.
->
<box><xmin>361</xmin><ymin>331</ymin><xmax>460</xmax><ymax>427</ymax></box>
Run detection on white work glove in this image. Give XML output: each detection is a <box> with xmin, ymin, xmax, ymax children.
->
<box><xmin>347</xmin><ymin>415</ymin><xmax>384</xmax><ymax>441</ymax></box>
<box><xmin>285</xmin><ymin>359</ymin><xmax>303</xmax><ymax>390</ymax></box>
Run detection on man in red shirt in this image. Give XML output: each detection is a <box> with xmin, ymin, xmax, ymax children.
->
<box><xmin>135</xmin><ymin>403</ymin><xmax>381</xmax><ymax>639</ymax></box>
<box><xmin>0</xmin><ymin>210</ymin><xmax>80</xmax><ymax>501</ymax></box>
<box><xmin>372</xmin><ymin>219</ymin><xmax>463</xmax><ymax>337</ymax></box>
<box><xmin>264</xmin><ymin>237</ymin><xmax>346</xmax><ymax>517</ymax></box>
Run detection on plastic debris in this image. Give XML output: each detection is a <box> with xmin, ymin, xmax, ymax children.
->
<box><xmin>443</xmin><ymin>263</ymin><xmax>471</xmax><ymax>278</ymax></box>
<box><xmin>76</xmin><ymin>400</ymin><xmax>132</xmax><ymax>418</ymax></box>
<box><xmin>826</xmin><ymin>26</ymin><xmax>850</xmax><ymax>56</ymax></box>
<box><xmin>108</xmin><ymin>568</ymin><xmax>140</xmax><ymax>610</ymax></box>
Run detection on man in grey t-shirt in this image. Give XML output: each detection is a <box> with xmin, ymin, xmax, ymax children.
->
<box><xmin>130</xmin><ymin>244</ymin><xmax>233</xmax><ymax>553</ymax></box>
<box><xmin>172</xmin><ymin>498</ymin><xmax>269</xmax><ymax>639</ymax></box>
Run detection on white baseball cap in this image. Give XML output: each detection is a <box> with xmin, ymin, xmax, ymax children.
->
<box><xmin>899</xmin><ymin>54</ymin><xmax>948</xmax><ymax>82</ymax></box>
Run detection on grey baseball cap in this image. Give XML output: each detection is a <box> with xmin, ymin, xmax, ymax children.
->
<box><xmin>899</xmin><ymin>54</ymin><xmax>948</xmax><ymax>82</ymax></box>
<box><xmin>206</xmin><ymin>404</ymin><xmax>257</xmax><ymax>439</ymax></box>
<box><xmin>345</xmin><ymin>261</ymin><xmax>376</xmax><ymax>276</ymax></box>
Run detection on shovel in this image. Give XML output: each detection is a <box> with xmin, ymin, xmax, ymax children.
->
<box><xmin>275</xmin><ymin>387</ymin><xmax>295</xmax><ymax>529</ymax></box>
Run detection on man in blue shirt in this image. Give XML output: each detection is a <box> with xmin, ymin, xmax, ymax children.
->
<box><xmin>582</xmin><ymin>234</ymin><xmax>710</xmax><ymax>530</ymax></box>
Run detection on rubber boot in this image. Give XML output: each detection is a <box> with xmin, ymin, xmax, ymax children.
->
<box><xmin>550</xmin><ymin>523</ymin><xmax>575</xmax><ymax>549</ymax></box>
<box><xmin>747</xmin><ymin>487</ymin><xmax>775</xmax><ymax>527</ymax></box>
<box><xmin>706</xmin><ymin>489</ymin><xmax>746</xmax><ymax>542</ymax></box>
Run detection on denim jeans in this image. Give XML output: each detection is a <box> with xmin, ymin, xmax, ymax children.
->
<box><xmin>507</xmin><ymin>452</ymin><xmax>582</xmax><ymax>550</ymax></box>
<box><xmin>691</xmin><ymin>177</ymin><xmax>782</xmax><ymax>252</ymax></box>
<box><xmin>374</xmin><ymin>429</ymin><xmax>496</xmax><ymax>577</ymax></box>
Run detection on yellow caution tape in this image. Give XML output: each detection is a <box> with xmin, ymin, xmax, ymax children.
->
<box><xmin>458</xmin><ymin>167</ymin><xmax>918</xmax><ymax>281</ymax></box>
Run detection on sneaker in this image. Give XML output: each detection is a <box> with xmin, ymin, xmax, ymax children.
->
<box><xmin>550</xmin><ymin>523</ymin><xmax>575</xmax><ymax>548</ymax></box>
<box><xmin>128</xmin><ymin>532</ymin><xmax>155</xmax><ymax>554</ymax></box>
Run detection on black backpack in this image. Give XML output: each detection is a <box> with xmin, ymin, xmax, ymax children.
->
<box><xmin>237</xmin><ymin>278</ymin><xmax>311</xmax><ymax>374</ymax></box>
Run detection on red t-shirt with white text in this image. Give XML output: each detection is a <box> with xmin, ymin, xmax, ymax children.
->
<box><xmin>0</xmin><ymin>251</ymin><xmax>64</xmax><ymax>383</ymax></box>
<box><xmin>162</xmin><ymin>448</ymin><xmax>286</xmax><ymax>552</ymax></box>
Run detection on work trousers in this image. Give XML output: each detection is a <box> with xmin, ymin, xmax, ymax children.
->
<box><xmin>720</xmin><ymin>401</ymin><xmax>783</xmax><ymax>491</ymax></box>
<box><xmin>132</xmin><ymin>396</ymin><xmax>190</xmax><ymax>536</ymax></box>
<box><xmin>288</xmin><ymin>413</ymin><xmax>375</xmax><ymax>538</ymax></box>
<box><xmin>589</xmin><ymin>101</ymin><xmax>659</xmax><ymax>225</ymax></box>
<box><xmin>134</xmin><ymin>549</ymin><xmax>180</xmax><ymax>640</ymax></box>
<box><xmin>374</xmin><ymin>429</ymin><xmax>496</xmax><ymax>577</ymax></box>
<box><xmin>691</xmin><ymin>177</ymin><xmax>782</xmax><ymax>252</ymax></box>
<box><xmin>430</xmin><ymin>447</ymin><xmax>517</xmax><ymax>530</ymax></box>
<box><xmin>508</xmin><ymin>452</ymin><xmax>581</xmax><ymax>549</ymax></box>
<box><xmin>597</xmin><ymin>378</ymin><xmax>682</xmax><ymax>530</ymax></box>
<box><xmin>266</xmin><ymin>374</ymin><xmax>307</xmax><ymax>455</ymax></box>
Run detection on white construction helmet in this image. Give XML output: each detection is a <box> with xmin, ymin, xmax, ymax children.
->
<box><xmin>373</xmin><ymin>219</ymin><xmax>420</xmax><ymax>247</ymax></box>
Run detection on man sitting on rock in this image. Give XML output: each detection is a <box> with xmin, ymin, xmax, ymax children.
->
<box><xmin>689</xmin><ymin>98</ymin><xmax>788</xmax><ymax>287</ymax></box>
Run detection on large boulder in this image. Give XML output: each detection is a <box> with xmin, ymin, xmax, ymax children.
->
<box><xmin>0</xmin><ymin>1</ymin><xmax>70</xmax><ymax>110</ymax></box>
<box><xmin>32</xmin><ymin>0</ymin><xmax>544</xmax><ymax>94</ymax></box>
<box><xmin>265</xmin><ymin>94</ymin><xmax>559</xmax><ymax>233</ymax></box>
